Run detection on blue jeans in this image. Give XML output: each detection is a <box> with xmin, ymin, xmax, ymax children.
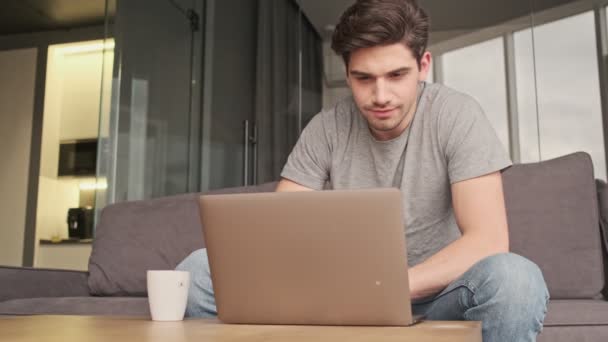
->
<box><xmin>176</xmin><ymin>249</ymin><xmax>549</xmax><ymax>342</ymax></box>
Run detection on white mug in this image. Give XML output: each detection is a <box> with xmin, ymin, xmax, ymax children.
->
<box><xmin>147</xmin><ymin>270</ymin><xmax>190</xmax><ymax>321</ymax></box>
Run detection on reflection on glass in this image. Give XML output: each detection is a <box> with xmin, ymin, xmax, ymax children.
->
<box><xmin>96</xmin><ymin>0</ymin><xmax>323</xmax><ymax>201</ymax></box>
<box><xmin>202</xmin><ymin>0</ymin><xmax>323</xmax><ymax>189</ymax></box>
<box><xmin>441</xmin><ymin>38</ymin><xmax>510</xmax><ymax>151</ymax></box>
<box><xmin>517</xmin><ymin>11</ymin><xmax>606</xmax><ymax>179</ymax></box>
<box><xmin>97</xmin><ymin>0</ymin><xmax>198</xmax><ymax>206</ymax></box>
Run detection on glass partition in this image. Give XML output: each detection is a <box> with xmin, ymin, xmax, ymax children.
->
<box><xmin>96</xmin><ymin>0</ymin><xmax>323</xmax><ymax>215</ymax></box>
<box><xmin>97</xmin><ymin>0</ymin><xmax>203</xmax><ymax>218</ymax></box>
<box><xmin>200</xmin><ymin>0</ymin><xmax>322</xmax><ymax>190</ymax></box>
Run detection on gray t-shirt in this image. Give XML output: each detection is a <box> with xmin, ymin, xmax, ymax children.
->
<box><xmin>280</xmin><ymin>82</ymin><xmax>512</xmax><ymax>266</ymax></box>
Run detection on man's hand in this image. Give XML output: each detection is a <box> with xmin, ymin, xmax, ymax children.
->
<box><xmin>276</xmin><ymin>178</ymin><xmax>314</xmax><ymax>192</ymax></box>
<box><xmin>408</xmin><ymin>171</ymin><xmax>509</xmax><ymax>299</ymax></box>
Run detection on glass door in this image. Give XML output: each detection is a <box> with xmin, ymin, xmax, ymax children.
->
<box><xmin>97</xmin><ymin>0</ymin><xmax>203</xmax><ymax>213</ymax></box>
<box><xmin>200</xmin><ymin>0</ymin><xmax>323</xmax><ymax>190</ymax></box>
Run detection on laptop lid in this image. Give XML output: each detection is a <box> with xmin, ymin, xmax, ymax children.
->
<box><xmin>199</xmin><ymin>188</ymin><xmax>414</xmax><ymax>326</ymax></box>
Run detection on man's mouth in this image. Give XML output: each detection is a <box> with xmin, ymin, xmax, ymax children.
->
<box><xmin>368</xmin><ymin>108</ymin><xmax>396</xmax><ymax>119</ymax></box>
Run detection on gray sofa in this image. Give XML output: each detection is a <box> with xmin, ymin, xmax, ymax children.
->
<box><xmin>1</xmin><ymin>152</ymin><xmax>608</xmax><ymax>341</ymax></box>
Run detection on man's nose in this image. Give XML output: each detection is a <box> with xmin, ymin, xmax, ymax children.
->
<box><xmin>372</xmin><ymin>79</ymin><xmax>390</xmax><ymax>107</ymax></box>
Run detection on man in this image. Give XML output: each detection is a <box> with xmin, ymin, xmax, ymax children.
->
<box><xmin>177</xmin><ymin>0</ymin><xmax>549</xmax><ymax>341</ymax></box>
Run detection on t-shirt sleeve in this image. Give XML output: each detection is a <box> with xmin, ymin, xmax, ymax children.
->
<box><xmin>439</xmin><ymin>93</ymin><xmax>513</xmax><ymax>184</ymax></box>
<box><xmin>280</xmin><ymin>113</ymin><xmax>332</xmax><ymax>190</ymax></box>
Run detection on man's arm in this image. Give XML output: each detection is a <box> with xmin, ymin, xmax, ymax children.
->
<box><xmin>276</xmin><ymin>178</ymin><xmax>315</xmax><ymax>192</ymax></box>
<box><xmin>408</xmin><ymin>171</ymin><xmax>509</xmax><ymax>299</ymax></box>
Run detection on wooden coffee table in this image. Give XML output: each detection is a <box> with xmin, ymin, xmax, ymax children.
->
<box><xmin>0</xmin><ymin>315</ymin><xmax>481</xmax><ymax>342</ymax></box>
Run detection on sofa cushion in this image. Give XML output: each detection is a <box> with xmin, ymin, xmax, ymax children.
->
<box><xmin>502</xmin><ymin>152</ymin><xmax>604</xmax><ymax>299</ymax></box>
<box><xmin>0</xmin><ymin>266</ymin><xmax>88</xmax><ymax>302</ymax></box>
<box><xmin>0</xmin><ymin>297</ymin><xmax>149</xmax><ymax>316</ymax></box>
<box><xmin>88</xmin><ymin>182</ymin><xmax>278</xmax><ymax>296</ymax></box>
<box><xmin>539</xmin><ymin>325</ymin><xmax>608</xmax><ymax>342</ymax></box>
<box><xmin>543</xmin><ymin>299</ymin><xmax>608</xmax><ymax>326</ymax></box>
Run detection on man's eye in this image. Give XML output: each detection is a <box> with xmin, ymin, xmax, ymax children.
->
<box><xmin>356</xmin><ymin>76</ymin><xmax>371</xmax><ymax>81</ymax></box>
<box><xmin>389</xmin><ymin>72</ymin><xmax>404</xmax><ymax>79</ymax></box>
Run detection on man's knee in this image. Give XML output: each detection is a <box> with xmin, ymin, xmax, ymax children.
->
<box><xmin>175</xmin><ymin>248</ymin><xmax>217</xmax><ymax>317</ymax></box>
<box><xmin>471</xmin><ymin>253</ymin><xmax>548</xmax><ymax>300</ymax></box>
<box><xmin>176</xmin><ymin>248</ymin><xmax>213</xmax><ymax>292</ymax></box>
<box><xmin>468</xmin><ymin>253</ymin><xmax>549</xmax><ymax>327</ymax></box>
<box><xmin>176</xmin><ymin>248</ymin><xmax>211</xmax><ymax>274</ymax></box>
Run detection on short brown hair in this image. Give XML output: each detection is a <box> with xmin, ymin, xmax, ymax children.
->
<box><xmin>331</xmin><ymin>0</ymin><xmax>430</xmax><ymax>69</ymax></box>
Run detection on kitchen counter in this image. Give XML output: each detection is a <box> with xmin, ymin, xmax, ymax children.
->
<box><xmin>39</xmin><ymin>238</ymin><xmax>92</xmax><ymax>245</ymax></box>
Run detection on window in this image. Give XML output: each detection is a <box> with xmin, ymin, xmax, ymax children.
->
<box><xmin>441</xmin><ymin>38</ymin><xmax>511</xmax><ymax>152</ymax></box>
<box><xmin>515</xmin><ymin>11</ymin><xmax>606</xmax><ymax>179</ymax></box>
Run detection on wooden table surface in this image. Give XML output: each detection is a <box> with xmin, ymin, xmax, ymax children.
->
<box><xmin>0</xmin><ymin>315</ymin><xmax>482</xmax><ymax>342</ymax></box>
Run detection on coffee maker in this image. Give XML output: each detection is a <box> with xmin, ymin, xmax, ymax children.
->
<box><xmin>67</xmin><ymin>207</ymin><xmax>94</xmax><ymax>239</ymax></box>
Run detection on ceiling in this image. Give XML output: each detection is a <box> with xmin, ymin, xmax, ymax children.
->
<box><xmin>0</xmin><ymin>0</ymin><xmax>110</xmax><ymax>36</ymax></box>
<box><xmin>0</xmin><ymin>0</ymin><xmax>580</xmax><ymax>38</ymax></box>
<box><xmin>299</xmin><ymin>0</ymin><xmax>578</xmax><ymax>40</ymax></box>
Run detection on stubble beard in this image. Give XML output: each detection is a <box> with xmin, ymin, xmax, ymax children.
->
<box><xmin>366</xmin><ymin>104</ymin><xmax>413</xmax><ymax>134</ymax></box>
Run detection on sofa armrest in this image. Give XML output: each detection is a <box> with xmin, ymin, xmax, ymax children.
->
<box><xmin>597</xmin><ymin>179</ymin><xmax>608</xmax><ymax>298</ymax></box>
<box><xmin>597</xmin><ymin>180</ymin><xmax>608</xmax><ymax>250</ymax></box>
<box><xmin>0</xmin><ymin>266</ymin><xmax>90</xmax><ymax>302</ymax></box>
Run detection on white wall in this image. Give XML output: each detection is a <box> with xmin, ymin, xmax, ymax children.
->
<box><xmin>59</xmin><ymin>49</ymin><xmax>110</xmax><ymax>140</ymax></box>
<box><xmin>0</xmin><ymin>48</ymin><xmax>37</xmax><ymax>266</ymax></box>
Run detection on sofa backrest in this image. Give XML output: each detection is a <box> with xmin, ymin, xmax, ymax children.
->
<box><xmin>87</xmin><ymin>182</ymin><xmax>278</xmax><ymax>296</ymax></box>
<box><xmin>89</xmin><ymin>152</ymin><xmax>607</xmax><ymax>299</ymax></box>
<box><xmin>502</xmin><ymin>152</ymin><xmax>605</xmax><ymax>299</ymax></box>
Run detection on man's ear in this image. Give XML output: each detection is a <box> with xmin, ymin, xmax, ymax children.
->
<box><xmin>418</xmin><ymin>51</ymin><xmax>432</xmax><ymax>82</ymax></box>
<box><xmin>344</xmin><ymin>64</ymin><xmax>352</xmax><ymax>87</ymax></box>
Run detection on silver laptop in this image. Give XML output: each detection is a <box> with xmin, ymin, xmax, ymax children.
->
<box><xmin>199</xmin><ymin>188</ymin><xmax>423</xmax><ymax>326</ymax></box>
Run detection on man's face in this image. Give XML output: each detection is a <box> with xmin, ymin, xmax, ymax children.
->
<box><xmin>347</xmin><ymin>43</ymin><xmax>431</xmax><ymax>141</ymax></box>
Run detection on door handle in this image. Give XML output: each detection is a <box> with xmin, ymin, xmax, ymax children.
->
<box><xmin>243</xmin><ymin>120</ymin><xmax>250</xmax><ymax>186</ymax></box>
